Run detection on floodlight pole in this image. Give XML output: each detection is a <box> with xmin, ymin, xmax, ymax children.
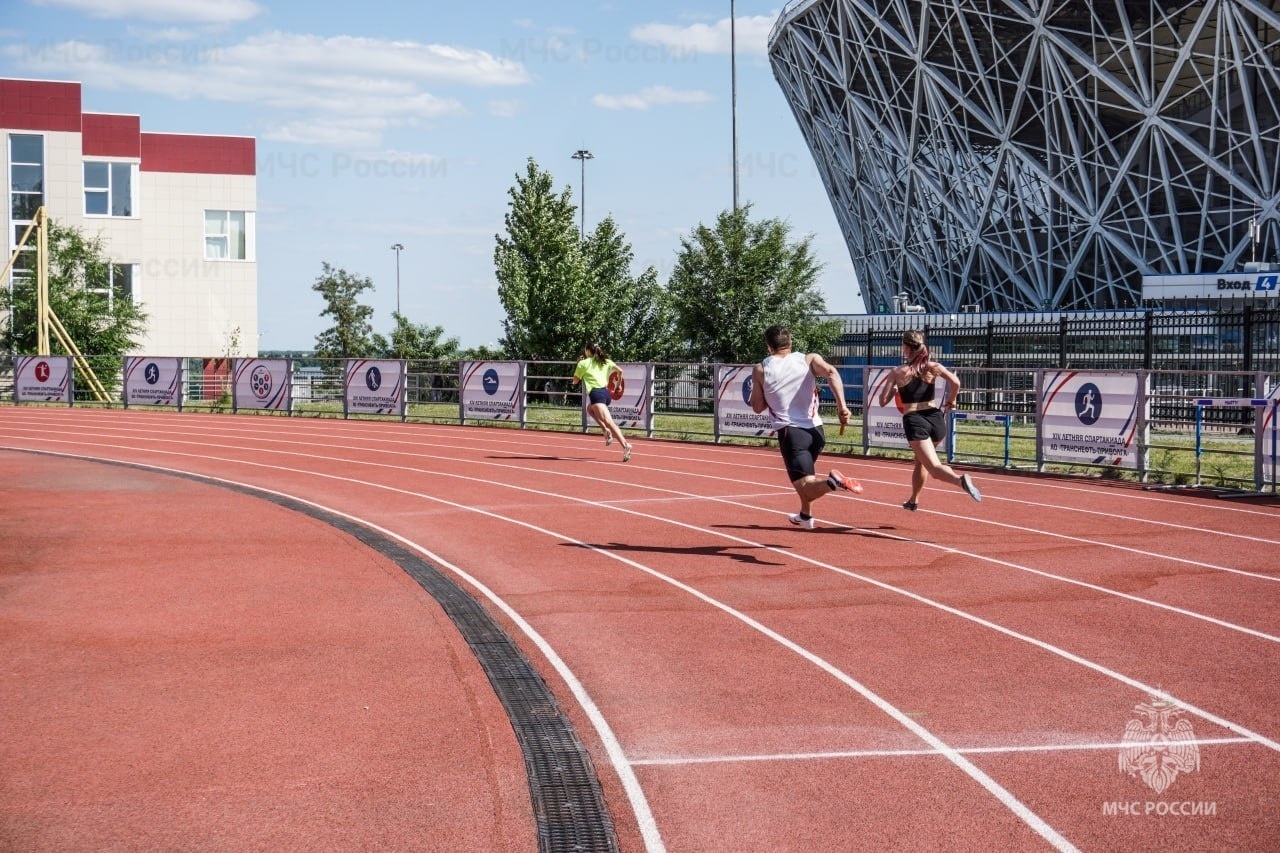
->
<box><xmin>571</xmin><ymin>150</ymin><xmax>594</xmax><ymax>239</ymax></box>
<box><xmin>731</xmin><ymin>0</ymin><xmax>739</xmax><ymax>212</ymax></box>
<box><xmin>391</xmin><ymin>243</ymin><xmax>404</xmax><ymax>316</ymax></box>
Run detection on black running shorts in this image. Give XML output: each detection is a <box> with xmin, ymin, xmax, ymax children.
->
<box><xmin>777</xmin><ymin>425</ymin><xmax>825</xmax><ymax>482</ymax></box>
<box><xmin>902</xmin><ymin>408</ymin><xmax>946</xmax><ymax>443</ymax></box>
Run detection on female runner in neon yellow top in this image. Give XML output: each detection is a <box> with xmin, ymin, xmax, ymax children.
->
<box><xmin>571</xmin><ymin>342</ymin><xmax>633</xmax><ymax>461</ymax></box>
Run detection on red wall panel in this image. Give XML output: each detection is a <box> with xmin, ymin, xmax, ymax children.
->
<box><xmin>82</xmin><ymin>113</ymin><xmax>141</xmax><ymax>158</ymax></box>
<box><xmin>141</xmin><ymin>133</ymin><xmax>256</xmax><ymax>176</ymax></box>
<box><xmin>0</xmin><ymin>79</ymin><xmax>81</xmax><ymax>132</ymax></box>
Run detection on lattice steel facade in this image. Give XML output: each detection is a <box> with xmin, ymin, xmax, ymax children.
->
<box><xmin>768</xmin><ymin>1</ymin><xmax>1280</xmax><ymax>314</ymax></box>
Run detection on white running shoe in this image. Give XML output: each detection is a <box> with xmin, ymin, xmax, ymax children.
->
<box><xmin>788</xmin><ymin>513</ymin><xmax>816</xmax><ymax>530</ymax></box>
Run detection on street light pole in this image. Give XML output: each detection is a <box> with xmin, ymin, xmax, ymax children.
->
<box><xmin>731</xmin><ymin>0</ymin><xmax>739</xmax><ymax>212</ymax></box>
<box><xmin>571</xmin><ymin>149</ymin><xmax>593</xmax><ymax>239</ymax></box>
<box><xmin>390</xmin><ymin>243</ymin><xmax>403</xmax><ymax>316</ymax></box>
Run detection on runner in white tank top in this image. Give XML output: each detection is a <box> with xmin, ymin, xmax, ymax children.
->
<box><xmin>761</xmin><ymin>351</ymin><xmax>822</xmax><ymax>430</ymax></box>
<box><xmin>748</xmin><ymin>325</ymin><xmax>862</xmax><ymax>530</ymax></box>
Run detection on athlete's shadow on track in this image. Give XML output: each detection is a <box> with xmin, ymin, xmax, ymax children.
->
<box><xmin>564</xmin><ymin>542</ymin><xmax>788</xmax><ymax>566</ymax></box>
<box><xmin>486</xmin><ymin>454</ymin><xmax>594</xmax><ymax>462</ymax></box>
<box><xmin>714</xmin><ymin>523</ymin><xmax>899</xmax><ymax>536</ymax></box>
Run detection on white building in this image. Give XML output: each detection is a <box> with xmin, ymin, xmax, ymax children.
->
<box><xmin>2</xmin><ymin>77</ymin><xmax>257</xmax><ymax>358</ymax></box>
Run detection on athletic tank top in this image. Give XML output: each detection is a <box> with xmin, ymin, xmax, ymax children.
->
<box><xmin>899</xmin><ymin>374</ymin><xmax>935</xmax><ymax>404</ymax></box>
<box><xmin>761</xmin><ymin>352</ymin><xmax>822</xmax><ymax>430</ymax></box>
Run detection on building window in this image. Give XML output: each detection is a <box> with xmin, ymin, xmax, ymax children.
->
<box><xmin>83</xmin><ymin>161</ymin><xmax>135</xmax><ymax>217</ymax></box>
<box><xmin>87</xmin><ymin>262</ymin><xmax>137</xmax><ymax>310</ymax></box>
<box><xmin>204</xmin><ymin>210</ymin><xmax>253</xmax><ymax>260</ymax></box>
<box><xmin>9</xmin><ymin>133</ymin><xmax>43</xmax><ymax>283</ymax></box>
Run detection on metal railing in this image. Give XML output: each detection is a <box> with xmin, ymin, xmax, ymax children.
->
<box><xmin>3</xmin><ymin>354</ymin><xmax>1275</xmax><ymax>493</ymax></box>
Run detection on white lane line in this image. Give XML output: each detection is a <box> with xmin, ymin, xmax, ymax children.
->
<box><xmin>12</xmin><ymin>410</ymin><xmax>1277</xmax><ymax>537</ymax></box>
<box><xmin>9</xmin><ymin>422</ymin><xmax>1280</xmax><ymax>646</ymax></box>
<box><xmin>7</xmin><ymin>432</ymin><xmax>1280</xmax><ymax>753</ymax></box>
<box><xmin>7</xmin><ymin>407</ymin><xmax>1275</xmax><ymax>519</ymax></box>
<box><xmin>7</xmin><ymin>443</ymin><xmax>1078</xmax><ymax>853</ymax></box>
<box><xmin>11</xmin><ymin>410</ymin><xmax>1280</xmax><ymax>557</ymax></box>
<box><xmin>9</xmin><ymin>431</ymin><xmax>1280</xmax><ymax>757</ymax></box>
<box><xmin>630</xmin><ymin>737</ymin><xmax>1257</xmax><ymax>766</ymax></box>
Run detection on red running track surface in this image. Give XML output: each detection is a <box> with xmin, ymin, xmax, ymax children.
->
<box><xmin>2</xmin><ymin>406</ymin><xmax>1278</xmax><ymax>851</ymax></box>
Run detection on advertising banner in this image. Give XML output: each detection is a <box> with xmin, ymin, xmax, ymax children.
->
<box><xmin>864</xmin><ymin>367</ymin><xmax>950</xmax><ymax>451</ymax></box>
<box><xmin>344</xmin><ymin>360</ymin><xmax>405</xmax><ymax>416</ymax></box>
<box><xmin>1039</xmin><ymin>371</ymin><xmax>1140</xmax><ymax>468</ymax></box>
<box><xmin>14</xmin><ymin>356</ymin><xmax>73</xmax><ymax>404</ymax></box>
<box><xmin>583</xmin><ymin>362</ymin><xmax>651</xmax><ymax>430</ymax></box>
<box><xmin>233</xmin><ymin>358</ymin><xmax>292</xmax><ymax>412</ymax></box>
<box><xmin>461</xmin><ymin>361</ymin><xmax>524</xmax><ymax>422</ymax></box>
<box><xmin>124</xmin><ymin>357</ymin><xmax>182</xmax><ymax>408</ymax></box>
<box><xmin>715</xmin><ymin>364</ymin><xmax>774</xmax><ymax>437</ymax></box>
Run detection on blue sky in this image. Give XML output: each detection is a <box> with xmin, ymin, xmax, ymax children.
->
<box><xmin>2</xmin><ymin>0</ymin><xmax>865</xmax><ymax>350</ymax></box>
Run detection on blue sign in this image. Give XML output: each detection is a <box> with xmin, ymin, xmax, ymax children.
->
<box><xmin>365</xmin><ymin>366</ymin><xmax>382</xmax><ymax>391</ymax></box>
<box><xmin>482</xmin><ymin>368</ymin><xmax>500</xmax><ymax>395</ymax></box>
<box><xmin>1075</xmin><ymin>382</ymin><xmax>1102</xmax><ymax>425</ymax></box>
<box><xmin>144</xmin><ymin>362</ymin><xmax>159</xmax><ymax>384</ymax></box>
<box><xmin>741</xmin><ymin>374</ymin><xmax>753</xmax><ymax>406</ymax></box>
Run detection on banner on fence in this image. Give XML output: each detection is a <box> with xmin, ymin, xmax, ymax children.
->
<box><xmin>233</xmin><ymin>358</ymin><xmax>291</xmax><ymax>412</ymax></box>
<box><xmin>124</xmin><ymin>357</ymin><xmax>182</xmax><ymax>408</ymax></box>
<box><xmin>461</xmin><ymin>361</ymin><xmax>524</xmax><ymax>421</ymax></box>
<box><xmin>344</xmin><ymin>360</ymin><xmax>405</xmax><ymax>416</ymax></box>
<box><xmin>1039</xmin><ymin>371</ymin><xmax>1140</xmax><ymax>468</ymax></box>
<box><xmin>715</xmin><ymin>364</ymin><xmax>773</xmax><ymax>436</ymax></box>
<box><xmin>602</xmin><ymin>363</ymin><xmax>651</xmax><ymax>430</ymax></box>
<box><xmin>864</xmin><ymin>367</ymin><xmax>951</xmax><ymax>451</ymax></box>
<box><xmin>14</xmin><ymin>355</ymin><xmax>73</xmax><ymax>404</ymax></box>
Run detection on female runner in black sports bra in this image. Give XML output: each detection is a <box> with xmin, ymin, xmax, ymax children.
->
<box><xmin>877</xmin><ymin>330</ymin><xmax>982</xmax><ymax>510</ymax></box>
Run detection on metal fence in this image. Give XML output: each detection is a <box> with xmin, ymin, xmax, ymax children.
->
<box><xmin>2</xmin><ymin>352</ymin><xmax>1275</xmax><ymax>492</ymax></box>
<box><xmin>827</xmin><ymin>305</ymin><xmax>1280</xmax><ymax>404</ymax></box>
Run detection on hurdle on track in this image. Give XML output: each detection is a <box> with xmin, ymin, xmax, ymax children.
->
<box><xmin>1188</xmin><ymin>397</ymin><xmax>1279</xmax><ymax>495</ymax></box>
<box><xmin>949</xmin><ymin>412</ymin><xmax>1012</xmax><ymax>467</ymax></box>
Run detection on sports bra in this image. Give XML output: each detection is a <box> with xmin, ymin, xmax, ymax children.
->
<box><xmin>899</xmin><ymin>374</ymin><xmax>935</xmax><ymax>404</ymax></box>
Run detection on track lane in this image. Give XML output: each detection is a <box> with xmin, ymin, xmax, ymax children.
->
<box><xmin>4</xmin><ymin>408</ymin><xmax>1279</xmax><ymax>850</ymax></box>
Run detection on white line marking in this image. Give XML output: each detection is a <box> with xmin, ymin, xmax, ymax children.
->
<box><xmin>630</xmin><ymin>737</ymin><xmax>1257</xmax><ymax>766</ymax></box>
<box><xmin>9</xmin><ymin>420</ymin><xmax>1280</xmax><ymax>645</ymax></box>
<box><xmin>12</xmin><ymin>443</ymin><xmax>1080</xmax><ymax>852</ymax></box>
<box><xmin>7</xmin><ymin>430</ymin><xmax>1276</xmax><ymax>761</ymax></box>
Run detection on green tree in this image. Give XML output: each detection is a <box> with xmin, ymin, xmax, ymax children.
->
<box><xmin>312</xmin><ymin>262</ymin><xmax>376</xmax><ymax>358</ymax></box>
<box><xmin>667</xmin><ymin>204</ymin><xmax>841</xmax><ymax>363</ymax></box>
<box><xmin>495</xmin><ymin>158</ymin><xmax>675</xmax><ymax>363</ymax></box>
<box><xmin>0</xmin><ymin>218</ymin><xmax>147</xmax><ymax>391</ymax></box>
<box><xmin>373</xmin><ymin>312</ymin><xmax>460</xmax><ymax>360</ymax></box>
<box><xmin>459</xmin><ymin>343</ymin><xmax>506</xmax><ymax>360</ymax></box>
<box><xmin>582</xmin><ymin>215</ymin><xmax>676</xmax><ymax>361</ymax></box>
<box><xmin>494</xmin><ymin>158</ymin><xmax>591</xmax><ymax>360</ymax></box>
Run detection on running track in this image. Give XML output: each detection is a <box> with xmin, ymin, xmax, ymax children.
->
<box><xmin>2</xmin><ymin>407</ymin><xmax>1278</xmax><ymax>851</ymax></box>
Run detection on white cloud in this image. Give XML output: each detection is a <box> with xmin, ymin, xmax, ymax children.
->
<box><xmin>631</xmin><ymin>15</ymin><xmax>775</xmax><ymax>56</ymax></box>
<box><xmin>263</xmin><ymin>120</ymin><xmax>385</xmax><ymax>148</ymax></box>
<box><xmin>592</xmin><ymin>85</ymin><xmax>712</xmax><ymax>111</ymax></box>
<box><xmin>3</xmin><ymin>30</ymin><xmax>528</xmax><ymax>144</ymax></box>
<box><xmin>31</xmin><ymin>0</ymin><xmax>263</xmax><ymax>25</ymax></box>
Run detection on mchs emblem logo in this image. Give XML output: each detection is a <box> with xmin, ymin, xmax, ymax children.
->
<box><xmin>1119</xmin><ymin>695</ymin><xmax>1200</xmax><ymax>794</ymax></box>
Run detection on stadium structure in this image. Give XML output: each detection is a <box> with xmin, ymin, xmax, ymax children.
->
<box><xmin>767</xmin><ymin>1</ymin><xmax>1280</xmax><ymax>314</ymax></box>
